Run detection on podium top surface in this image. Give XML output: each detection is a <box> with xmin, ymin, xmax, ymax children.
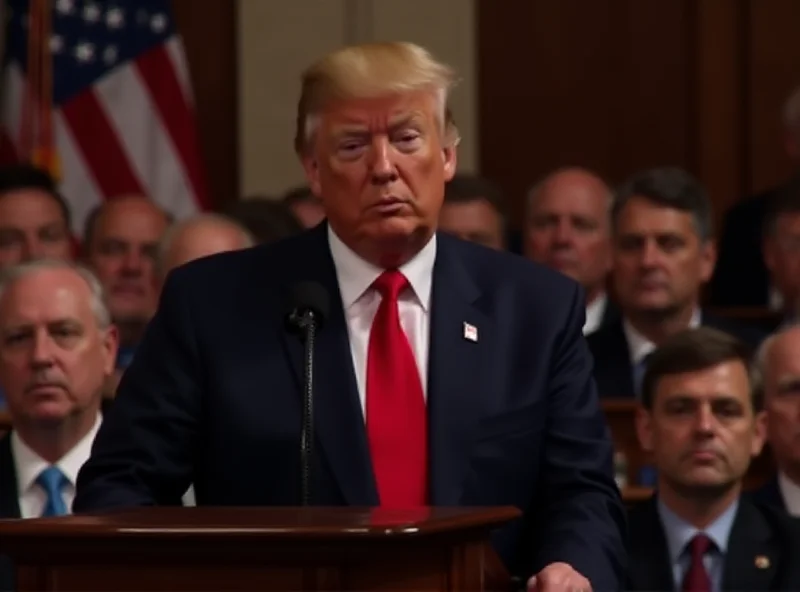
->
<box><xmin>0</xmin><ymin>506</ymin><xmax>521</xmax><ymax>541</ymax></box>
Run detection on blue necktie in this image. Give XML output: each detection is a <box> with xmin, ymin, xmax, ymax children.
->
<box><xmin>633</xmin><ymin>353</ymin><xmax>653</xmax><ymax>398</ymax></box>
<box><xmin>36</xmin><ymin>466</ymin><xmax>68</xmax><ymax>517</ymax></box>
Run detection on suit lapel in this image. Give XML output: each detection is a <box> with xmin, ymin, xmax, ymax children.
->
<box><xmin>0</xmin><ymin>433</ymin><xmax>21</xmax><ymax>518</ymax></box>
<box><xmin>722</xmin><ymin>500</ymin><xmax>779</xmax><ymax>591</ymax></box>
<box><xmin>627</xmin><ymin>499</ymin><xmax>676</xmax><ymax>592</ymax></box>
<box><xmin>278</xmin><ymin>225</ymin><xmax>377</xmax><ymax>506</ymax></box>
<box><xmin>592</xmin><ymin>321</ymin><xmax>635</xmax><ymax>397</ymax></box>
<box><xmin>427</xmin><ymin>236</ymin><xmax>494</xmax><ymax>505</ymax></box>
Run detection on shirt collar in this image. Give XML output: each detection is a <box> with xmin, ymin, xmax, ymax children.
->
<box><xmin>657</xmin><ymin>496</ymin><xmax>738</xmax><ymax>562</ymax></box>
<box><xmin>584</xmin><ymin>293</ymin><xmax>608</xmax><ymax>335</ymax></box>
<box><xmin>11</xmin><ymin>413</ymin><xmax>102</xmax><ymax>498</ymax></box>
<box><xmin>623</xmin><ymin>308</ymin><xmax>702</xmax><ymax>365</ymax></box>
<box><xmin>778</xmin><ymin>471</ymin><xmax>800</xmax><ymax>515</ymax></box>
<box><xmin>327</xmin><ymin>225</ymin><xmax>436</xmax><ymax>311</ymax></box>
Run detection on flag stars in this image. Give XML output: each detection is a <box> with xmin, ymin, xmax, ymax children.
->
<box><xmin>74</xmin><ymin>42</ymin><xmax>95</xmax><ymax>63</ymax></box>
<box><xmin>55</xmin><ymin>0</ymin><xmax>75</xmax><ymax>16</ymax></box>
<box><xmin>103</xmin><ymin>45</ymin><xmax>118</xmax><ymax>65</ymax></box>
<box><xmin>50</xmin><ymin>35</ymin><xmax>64</xmax><ymax>54</ymax></box>
<box><xmin>107</xmin><ymin>8</ymin><xmax>124</xmax><ymax>29</ymax></box>
<box><xmin>83</xmin><ymin>3</ymin><xmax>101</xmax><ymax>23</ymax></box>
<box><xmin>150</xmin><ymin>13</ymin><xmax>167</xmax><ymax>33</ymax></box>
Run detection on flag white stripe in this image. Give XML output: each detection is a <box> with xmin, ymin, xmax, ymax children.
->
<box><xmin>93</xmin><ymin>63</ymin><xmax>198</xmax><ymax>221</ymax></box>
<box><xmin>54</xmin><ymin>110</ymin><xmax>104</xmax><ymax>236</ymax></box>
<box><xmin>166</xmin><ymin>36</ymin><xmax>193</xmax><ymax>106</ymax></box>
<box><xmin>1</xmin><ymin>63</ymin><xmax>25</xmax><ymax>146</ymax></box>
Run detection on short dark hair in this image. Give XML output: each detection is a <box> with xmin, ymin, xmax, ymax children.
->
<box><xmin>613</xmin><ymin>167</ymin><xmax>713</xmax><ymax>241</ymax></box>
<box><xmin>222</xmin><ymin>199</ymin><xmax>303</xmax><ymax>244</ymax></box>
<box><xmin>0</xmin><ymin>163</ymin><xmax>71</xmax><ymax>228</ymax></box>
<box><xmin>762</xmin><ymin>174</ymin><xmax>800</xmax><ymax>238</ymax></box>
<box><xmin>444</xmin><ymin>174</ymin><xmax>507</xmax><ymax>220</ymax></box>
<box><xmin>641</xmin><ymin>327</ymin><xmax>759</xmax><ymax>411</ymax></box>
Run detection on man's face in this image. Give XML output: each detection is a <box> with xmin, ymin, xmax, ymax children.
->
<box><xmin>302</xmin><ymin>91</ymin><xmax>456</xmax><ymax>264</ymax></box>
<box><xmin>85</xmin><ymin>197</ymin><xmax>169</xmax><ymax>324</ymax></box>
<box><xmin>0</xmin><ymin>190</ymin><xmax>72</xmax><ymax>269</ymax></box>
<box><xmin>0</xmin><ymin>268</ymin><xmax>118</xmax><ymax>426</ymax></box>
<box><xmin>613</xmin><ymin>198</ymin><xmax>715</xmax><ymax>315</ymax></box>
<box><xmin>764</xmin><ymin>212</ymin><xmax>800</xmax><ymax>309</ymax></box>
<box><xmin>438</xmin><ymin>199</ymin><xmax>504</xmax><ymax>250</ymax></box>
<box><xmin>637</xmin><ymin>361</ymin><xmax>765</xmax><ymax>496</ymax></box>
<box><xmin>524</xmin><ymin>175</ymin><xmax>611</xmax><ymax>291</ymax></box>
<box><xmin>763</xmin><ymin>328</ymin><xmax>800</xmax><ymax>476</ymax></box>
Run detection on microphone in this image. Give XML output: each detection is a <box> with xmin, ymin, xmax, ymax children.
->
<box><xmin>286</xmin><ymin>281</ymin><xmax>329</xmax><ymax>506</ymax></box>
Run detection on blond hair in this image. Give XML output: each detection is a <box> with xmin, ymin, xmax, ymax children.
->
<box><xmin>294</xmin><ymin>41</ymin><xmax>459</xmax><ymax>155</ymax></box>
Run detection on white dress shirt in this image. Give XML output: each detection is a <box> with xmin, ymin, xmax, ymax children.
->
<box><xmin>584</xmin><ymin>293</ymin><xmax>608</xmax><ymax>335</ymax></box>
<box><xmin>778</xmin><ymin>471</ymin><xmax>800</xmax><ymax>516</ymax></box>
<box><xmin>328</xmin><ymin>226</ymin><xmax>436</xmax><ymax>416</ymax></box>
<box><xmin>11</xmin><ymin>414</ymin><xmax>101</xmax><ymax>518</ymax></box>
<box><xmin>623</xmin><ymin>308</ymin><xmax>702</xmax><ymax>366</ymax></box>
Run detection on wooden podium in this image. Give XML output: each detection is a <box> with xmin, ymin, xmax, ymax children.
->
<box><xmin>0</xmin><ymin>506</ymin><xmax>521</xmax><ymax>592</ymax></box>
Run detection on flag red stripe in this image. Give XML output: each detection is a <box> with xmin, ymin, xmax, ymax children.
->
<box><xmin>60</xmin><ymin>90</ymin><xmax>146</xmax><ymax>199</ymax></box>
<box><xmin>135</xmin><ymin>45</ymin><xmax>210</xmax><ymax>208</ymax></box>
<box><xmin>0</xmin><ymin>129</ymin><xmax>19</xmax><ymax>165</ymax></box>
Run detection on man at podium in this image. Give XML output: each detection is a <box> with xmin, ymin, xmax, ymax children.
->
<box><xmin>73</xmin><ymin>42</ymin><xmax>626</xmax><ymax>591</ymax></box>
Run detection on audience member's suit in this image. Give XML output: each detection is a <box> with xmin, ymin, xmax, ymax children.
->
<box><xmin>626</xmin><ymin>496</ymin><xmax>800</xmax><ymax>591</ymax></box>
<box><xmin>710</xmin><ymin>190</ymin><xmax>773</xmax><ymax>307</ymax></box>
<box><xmin>751</xmin><ymin>477</ymin><xmax>787</xmax><ymax>513</ymax></box>
<box><xmin>0</xmin><ymin>432</ymin><xmax>18</xmax><ymax>592</ymax></box>
<box><xmin>587</xmin><ymin>313</ymin><xmax>765</xmax><ymax>398</ymax></box>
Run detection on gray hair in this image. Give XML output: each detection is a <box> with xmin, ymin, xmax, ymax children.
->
<box><xmin>782</xmin><ymin>85</ymin><xmax>800</xmax><ymax>130</ymax></box>
<box><xmin>156</xmin><ymin>213</ymin><xmax>255</xmax><ymax>279</ymax></box>
<box><xmin>0</xmin><ymin>259</ymin><xmax>112</xmax><ymax>328</ymax></box>
<box><xmin>751</xmin><ymin>321</ymin><xmax>800</xmax><ymax>402</ymax></box>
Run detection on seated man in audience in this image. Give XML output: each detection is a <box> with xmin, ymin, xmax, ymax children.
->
<box><xmin>438</xmin><ymin>174</ymin><xmax>506</xmax><ymax>250</ymax></box>
<box><xmin>282</xmin><ymin>185</ymin><xmax>326</xmax><ymax>229</ymax></box>
<box><xmin>752</xmin><ymin>324</ymin><xmax>800</xmax><ymax>515</ymax></box>
<box><xmin>588</xmin><ymin>167</ymin><xmax>764</xmax><ymax>398</ymax></box>
<box><xmin>82</xmin><ymin>196</ymin><xmax>171</xmax><ymax>373</ymax></box>
<box><xmin>0</xmin><ymin>260</ymin><xmax>118</xmax><ymax>522</ymax></box>
<box><xmin>524</xmin><ymin>167</ymin><xmax>616</xmax><ymax>334</ymax></box>
<box><xmin>762</xmin><ymin>180</ymin><xmax>800</xmax><ymax>330</ymax></box>
<box><xmin>627</xmin><ymin>327</ymin><xmax>800</xmax><ymax>591</ymax></box>
<box><xmin>711</xmin><ymin>85</ymin><xmax>800</xmax><ymax>308</ymax></box>
<box><xmin>0</xmin><ymin>164</ymin><xmax>74</xmax><ymax>271</ymax></box>
<box><xmin>155</xmin><ymin>213</ymin><xmax>255</xmax><ymax>286</ymax></box>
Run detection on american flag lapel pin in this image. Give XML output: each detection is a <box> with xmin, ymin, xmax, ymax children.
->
<box><xmin>463</xmin><ymin>322</ymin><xmax>478</xmax><ymax>342</ymax></box>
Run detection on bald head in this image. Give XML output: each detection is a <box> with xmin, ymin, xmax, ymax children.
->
<box><xmin>157</xmin><ymin>214</ymin><xmax>254</xmax><ymax>280</ymax></box>
<box><xmin>757</xmin><ymin>324</ymin><xmax>800</xmax><ymax>483</ymax></box>
<box><xmin>524</xmin><ymin>167</ymin><xmax>612</xmax><ymax>299</ymax></box>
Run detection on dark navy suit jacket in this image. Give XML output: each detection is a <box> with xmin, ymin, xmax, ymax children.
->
<box><xmin>587</xmin><ymin>313</ymin><xmax>766</xmax><ymax>398</ymax></box>
<box><xmin>73</xmin><ymin>224</ymin><xmax>626</xmax><ymax>587</ymax></box>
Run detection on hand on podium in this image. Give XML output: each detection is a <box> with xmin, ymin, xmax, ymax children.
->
<box><xmin>527</xmin><ymin>562</ymin><xmax>591</xmax><ymax>592</ymax></box>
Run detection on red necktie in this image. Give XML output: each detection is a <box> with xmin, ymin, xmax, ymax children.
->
<box><xmin>682</xmin><ymin>534</ymin><xmax>713</xmax><ymax>592</ymax></box>
<box><xmin>366</xmin><ymin>270</ymin><xmax>427</xmax><ymax>508</ymax></box>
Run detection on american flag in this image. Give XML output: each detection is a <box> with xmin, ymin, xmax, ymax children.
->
<box><xmin>1</xmin><ymin>0</ymin><xmax>209</xmax><ymax>235</ymax></box>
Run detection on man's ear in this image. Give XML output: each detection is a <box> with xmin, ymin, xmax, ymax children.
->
<box><xmin>442</xmin><ymin>143</ymin><xmax>457</xmax><ymax>182</ymax></box>
<box><xmin>301</xmin><ymin>154</ymin><xmax>323</xmax><ymax>197</ymax></box>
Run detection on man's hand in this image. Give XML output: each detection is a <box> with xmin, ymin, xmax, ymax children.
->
<box><xmin>527</xmin><ymin>562</ymin><xmax>591</xmax><ymax>592</ymax></box>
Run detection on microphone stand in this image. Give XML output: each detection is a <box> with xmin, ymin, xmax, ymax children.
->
<box><xmin>290</xmin><ymin>309</ymin><xmax>318</xmax><ymax>506</ymax></box>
